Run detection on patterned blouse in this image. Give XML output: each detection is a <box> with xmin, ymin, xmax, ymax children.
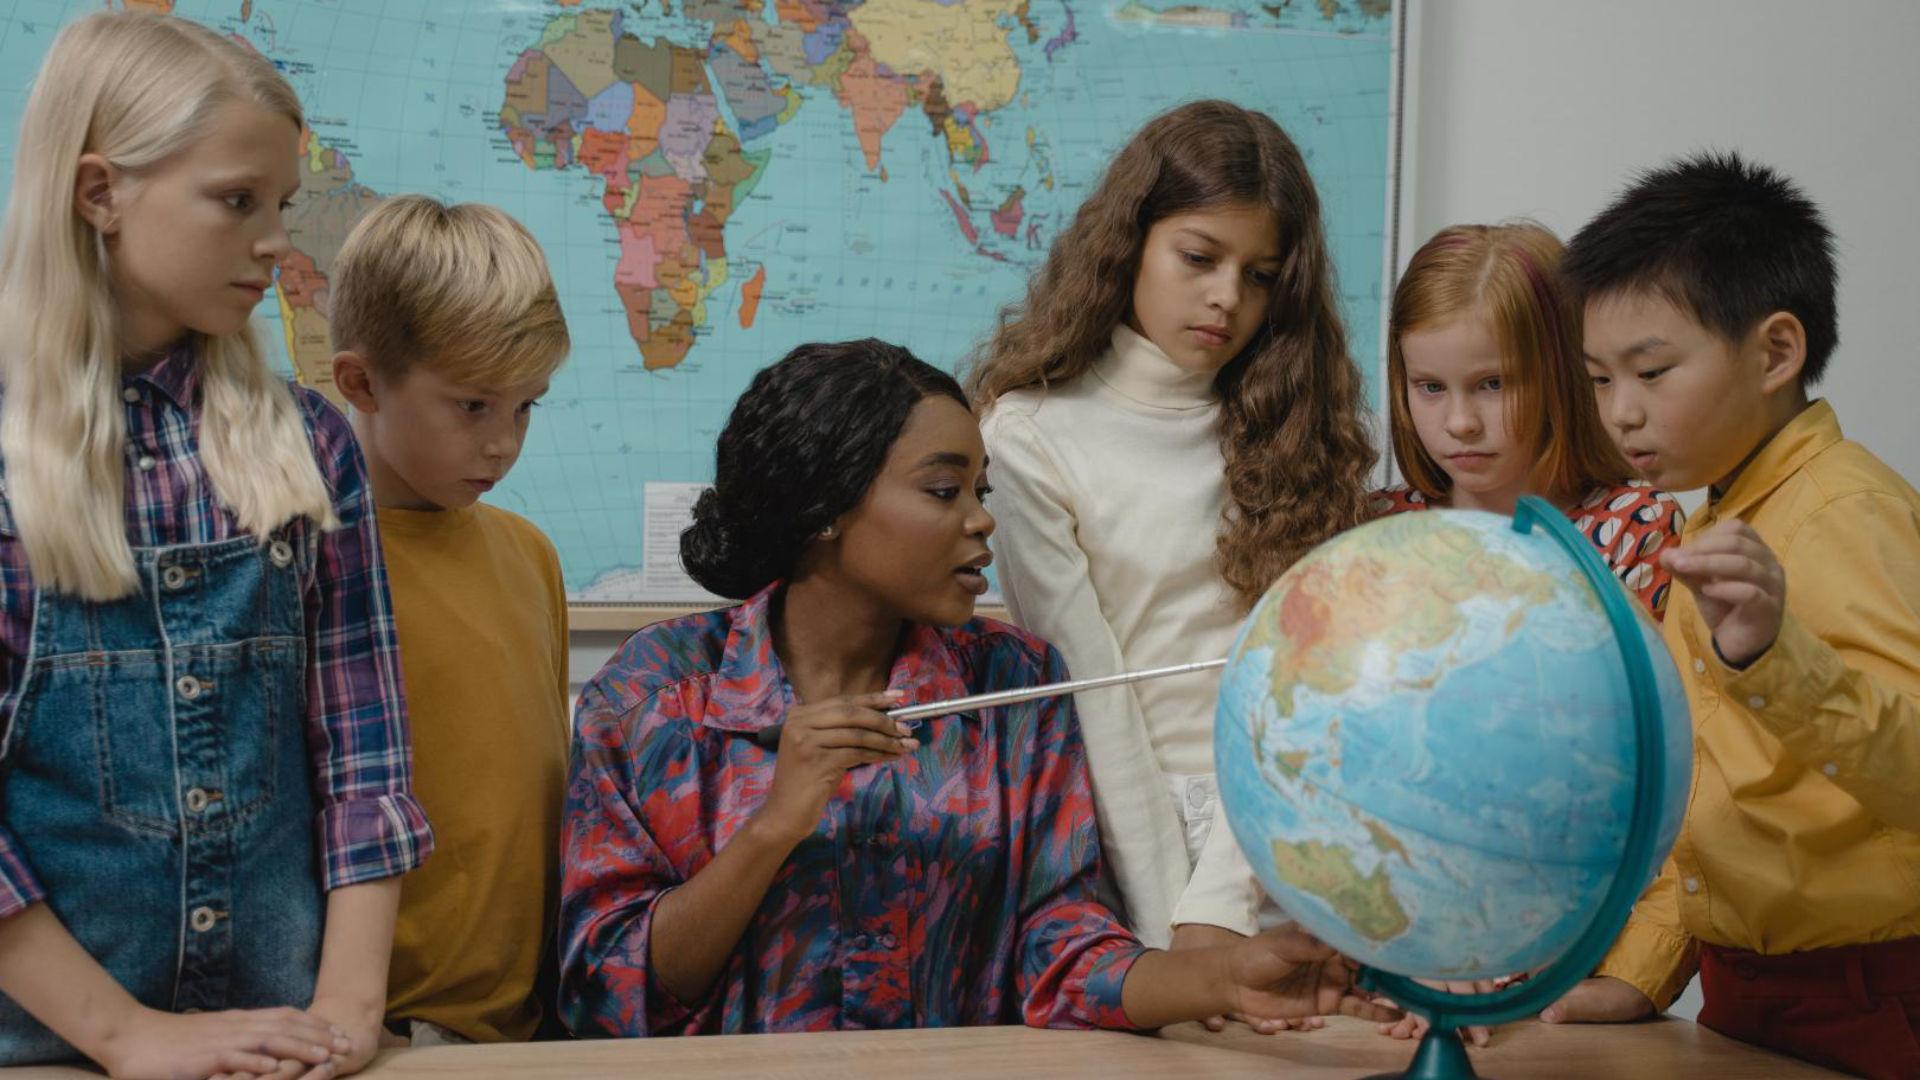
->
<box><xmin>559</xmin><ymin>584</ymin><xmax>1146</xmax><ymax>1036</ymax></box>
<box><xmin>1369</xmin><ymin>481</ymin><xmax>1685</xmax><ymax>619</ymax></box>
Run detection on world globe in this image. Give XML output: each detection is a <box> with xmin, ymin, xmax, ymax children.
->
<box><xmin>1215</xmin><ymin>497</ymin><xmax>1692</xmax><ymax>1074</ymax></box>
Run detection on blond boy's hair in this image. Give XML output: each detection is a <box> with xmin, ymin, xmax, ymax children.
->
<box><xmin>0</xmin><ymin>11</ymin><xmax>336</xmax><ymax>601</ymax></box>
<box><xmin>330</xmin><ymin>196</ymin><xmax>569</xmax><ymax>386</ymax></box>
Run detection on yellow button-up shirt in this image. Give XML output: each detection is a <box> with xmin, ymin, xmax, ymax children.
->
<box><xmin>1595</xmin><ymin>400</ymin><xmax>1920</xmax><ymax>1010</ymax></box>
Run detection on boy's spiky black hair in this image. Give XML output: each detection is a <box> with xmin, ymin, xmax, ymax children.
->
<box><xmin>1563</xmin><ymin>151</ymin><xmax>1838</xmax><ymax>383</ymax></box>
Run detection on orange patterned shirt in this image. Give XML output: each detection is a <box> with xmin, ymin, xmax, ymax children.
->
<box><xmin>1368</xmin><ymin>481</ymin><xmax>1685</xmax><ymax>621</ymax></box>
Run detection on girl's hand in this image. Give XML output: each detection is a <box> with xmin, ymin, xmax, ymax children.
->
<box><xmin>756</xmin><ymin>691</ymin><xmax>917</xmax><ymax>846</ymax></box>
<box><xmin>298</xmin><ymin>993</ymin><xmax>384</xmax><ymax>1078</ymax></box>
<box><xmin>1373</xmin><ymin>978</ymin><xmax>1499</xmax><ymax>1047</ymax></box>
<box><xmin>1660</xmin><ymin>520</ymin><xmax>1786</xmax><ymax>668</ymax></box>
<box><xmin>96</xmin><ymin>1004</ymin><xmax>348</xmax><ymax>1080</ymax></box>
<box><xmin>214</xmin><ymin>996</ymin><xmax>386</xmax><ymax>1080</ymax></box>
<box><xmin>1171</xmin><ymin>923</ymin><xmax>1322</xmax><ymax>1034</ymax></box>
<box><xmin>1222</xmin><ymin>924</ymin><xmax>1403</xmax><ymax>1024</ymax></box>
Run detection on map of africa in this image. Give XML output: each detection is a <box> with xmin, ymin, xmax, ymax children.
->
<box><xmin>0</xmin><ymin>0</ymin><xmax>1395</xmax><ymax>604</ymax></box>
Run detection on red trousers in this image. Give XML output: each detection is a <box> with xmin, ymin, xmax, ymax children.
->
<box><xmin>1699</xmin><ymin>937</ymin><xmax>1920</xmax><ymax>1080</ymax></box>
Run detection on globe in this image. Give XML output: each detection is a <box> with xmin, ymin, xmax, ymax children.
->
<box><xmin>1215</xmin><ymin>497</ymin><xmax>1692</xmax><ymax>1070</ymax></box>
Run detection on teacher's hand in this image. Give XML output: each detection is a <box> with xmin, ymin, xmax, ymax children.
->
<box><xmin>756</xmin><ymin>691</ymin><xmax>917</xmax><ymax>845</ymax></box>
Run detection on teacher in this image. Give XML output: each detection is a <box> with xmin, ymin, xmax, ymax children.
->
<box><xmin>556</xmin><ymin>339</ymin><xmax>1396</xmax><ymax>1037</ymax></box>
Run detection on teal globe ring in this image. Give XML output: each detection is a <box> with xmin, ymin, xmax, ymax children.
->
<box><xmin>1352</xmin><ymin>495</ymin><xmax>1675</xmax><ymax>1079</ymax></box>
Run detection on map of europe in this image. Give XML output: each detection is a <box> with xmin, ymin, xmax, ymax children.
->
<box><xmin>0</xmin><ymin>0</ymin><xmax>1394</xmax><ymax>603</ymax></box>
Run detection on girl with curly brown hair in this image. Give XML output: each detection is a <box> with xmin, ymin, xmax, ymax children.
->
<box><xmin>969</xmin><ymin>100</ymin><xmax>1375</xmax><ymax>1030</ymax></box>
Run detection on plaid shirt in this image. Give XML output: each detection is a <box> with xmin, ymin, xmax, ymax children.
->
<box><xmin>560</xmin><ymin>583</ymin><xmax>1145</xmax><ymax>1036</ymax></box>
<box><xmin>0</xmin><ymin>347</ymin><xmax>432</xmax><ymax>917</ymax></box>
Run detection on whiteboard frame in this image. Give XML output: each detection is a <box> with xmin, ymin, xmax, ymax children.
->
<box><xmin>1376</xmin><ymin>0</ymin><xmax>1420</xmax><ymax>491</ymax></box>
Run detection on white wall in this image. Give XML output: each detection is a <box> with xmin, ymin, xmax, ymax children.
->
<box><xmin>1403</xmin><ymin>0</ymin><xmax>1920</xmax><ymax>484</ymax></box>
<box><xmin>1406</xmin><ymin>0</ymin><xmax>1920</xmax><ymax>1021</ymax></box>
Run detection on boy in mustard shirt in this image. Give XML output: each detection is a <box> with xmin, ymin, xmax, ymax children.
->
<box><xmin>1546</xmin><ymin>153</ymin><xmax>1920</xmax><ymax>1078</ymax></box>
<box><xmin>329</xmin><ymin>196</ymin><xmax>573</xmax><ymax>1044</ymax></box>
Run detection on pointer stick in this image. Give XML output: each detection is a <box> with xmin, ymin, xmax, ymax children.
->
<box><xmin>749</xmin><ymin>658</ymin><xmax>1227</xmax><ymax>750</ymax></box>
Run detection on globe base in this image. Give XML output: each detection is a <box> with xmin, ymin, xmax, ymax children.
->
<box><xmin>1360</xmin><ymin>1026</ymin><xmax>1481</xmax><ymax>1080</ymax></box>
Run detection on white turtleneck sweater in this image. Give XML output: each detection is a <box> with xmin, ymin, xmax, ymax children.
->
<box><xmin>980</xmin><ymin>325</ymin><xmax>1263</xmax><ymax>946</ymax></box>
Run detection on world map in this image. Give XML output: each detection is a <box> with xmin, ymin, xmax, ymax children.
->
<box><xmin>0</xmin><ymin>0</ymin><xmax>1394</xmax><ymax>603</ymax></box>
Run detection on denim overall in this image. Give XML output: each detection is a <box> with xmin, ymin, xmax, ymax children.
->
<box><xmin>0</xmin><ymin>522</ymin><xmax>324</xmax><ymax>1064</ymax></box>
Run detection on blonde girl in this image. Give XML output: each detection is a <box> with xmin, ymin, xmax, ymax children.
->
<box><xmin>0</xmin><ymin>12</ymin><xmax>430</xmax><ymax>1076</ymax></box>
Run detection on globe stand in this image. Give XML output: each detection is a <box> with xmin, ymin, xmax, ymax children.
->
<box><xmin>1360</xmin><ymin>1028</ymin><xmax>1478</xmax><ymax>1080</ymax></box>
<box><xmin>1344</xmin><ymin>497</ymin><xmax>1677</xmax><ymax>1080</ymax></box>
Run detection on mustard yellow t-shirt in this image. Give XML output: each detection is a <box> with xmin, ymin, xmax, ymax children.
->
<box><xmin>379</xmin><ymin>503</ymin><xmax>570</xmax><ymax>1042</ymax></box>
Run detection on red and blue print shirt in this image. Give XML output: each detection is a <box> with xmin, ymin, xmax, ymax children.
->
<box><xmin>559</xmin><ymin>583</ymin><xmax>1146</xmax><ymax>1036</ymax></box>
<box><xmin>1369</xmin><ymin>481</ymin><xmax>1685</xmax><ymax>619</ymax></box>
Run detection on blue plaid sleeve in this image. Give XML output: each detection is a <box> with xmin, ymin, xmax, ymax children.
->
<box><xmin>298</xmin><ymin>389</ymin><xmax>433</xmax><ymax>887</ymax></box>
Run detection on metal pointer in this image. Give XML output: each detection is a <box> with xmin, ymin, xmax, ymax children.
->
<box><xmin>748</xmin><ymin>658</ymin><xmax>1227</xmax><ymax>751</ymax></box>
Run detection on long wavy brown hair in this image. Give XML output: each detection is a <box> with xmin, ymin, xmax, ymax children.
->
<box><xmin>966</xmin><ymin>100</ymin><xmax>1375</xmax><ymax>607</ymax></box>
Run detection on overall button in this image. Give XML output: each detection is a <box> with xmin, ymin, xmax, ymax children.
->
<box><xmin>161</xmin><ymin>565</ymin><xmax>190</xmax><ymax>591</ymax></box>
<box><xmin>269</xmin><ymin>540</ymin><xmax>294</xmax><ymax>568</ymax></box>
<box><xmin>184</xmin><ymin>787</ymin><xmax>218</xmax><ymax>813</ymax></box>
<box><xmin>1187</xmin><ymin>786</ymin><xmax>1208</xmax><ymax>811</ymax></box>
<box><xmin>1683</xmin><ymin>877</ymin><xmax>1700</xmax><ymax>894</ymax></box>
<box><xmin>136</xmin><ymin>455</ymin><xmax>156</xmax><ymax>471</ymax></box>
<box><xmin>1691</xmin><ymin>658</ymin><xmax>1707</xmax><ymax>675</ymax></box>
<box><xmin>189</xmin><ymin>906</ymin><xmax>221</xmax><ymax>933</ymax></box>
<box><xmin>121</xmin><ymin>387</ymin><xmax>140</xmax><ymax>404</ymax></box>
<box><xmin>175</xmin><ymin>675</ymin><xmax>203</xmax><ymax>701</ymax></box>
<box><xmin>879</xmin><ymin>933</ymin><xmax>898</xmax><ymax>949</ymax></box>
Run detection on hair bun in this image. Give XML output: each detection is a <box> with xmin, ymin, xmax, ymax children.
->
<box><xmin>682</xmin><ymin>339</ymin><xmax>972</xmax><ymax>604</ymax></box>
<box><xmin>680</xmin><ymin>487</ymin><xmax>774</xmax><ymax>600</ymax></box>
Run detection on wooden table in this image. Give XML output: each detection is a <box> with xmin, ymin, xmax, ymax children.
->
<box><xmin>2</xmin><ymin>1018</ymin><xmax>1843</xmax><ymax>1078</ymax></box>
